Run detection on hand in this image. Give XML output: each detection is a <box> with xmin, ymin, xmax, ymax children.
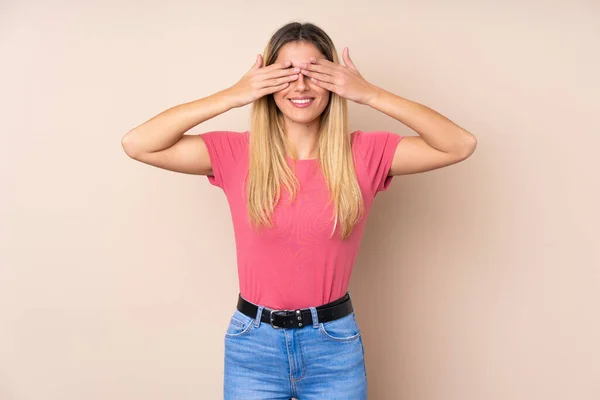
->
<box><xmin>299</xmin><ymin>47</ymin><xmax>379</xmax><ymax>105</ymax></box>
<box><xmin>226</xmin><ymin>55</ymin><xmax>300</xmax><ymax>108</ymax></box>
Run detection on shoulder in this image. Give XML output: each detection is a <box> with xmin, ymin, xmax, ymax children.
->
<box><xmin>351</xmin><ymin>130</ymin><xmax>404</xmax><ymax>195</ymax></box>
<box><xmin>199</xmin><ymin>130</ymin><xmax>249</xmax><ymax>156</ymax></box>
<box><xmin>351</xmin><ymin>130</ymin><xmax>403</xmax><ymax>157</ymax></box>
<box><xmin>198</xmin><ymin>131</ymin><xmax>249</xmax><ymax>190</ymax></box>
<box><xmin>200</xmin><ymin>130</ymin><xmax>249</xmax><ymax>143</ymax></box>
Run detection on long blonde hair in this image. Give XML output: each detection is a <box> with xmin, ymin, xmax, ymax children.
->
<box><xmin>246</xmin><ymin>22</ymin><xmax>364</xmax><ymax>240</ymax></box>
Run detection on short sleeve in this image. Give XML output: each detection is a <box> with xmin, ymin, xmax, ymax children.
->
<box><xmin>352</xmin><ymin>130</ymin><xmax>403</xmax><ymax>195</ymax></box>
<box><xmin>199</xmin><ymin>131</ymin><xmax>248</xmax><ymax>190</ymax></box>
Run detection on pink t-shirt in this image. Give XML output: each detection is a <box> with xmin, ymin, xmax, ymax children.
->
<box><xmin>200</xmin><ymin>130</ymin><xmax>403</xmax><ymax>310</ymax></box>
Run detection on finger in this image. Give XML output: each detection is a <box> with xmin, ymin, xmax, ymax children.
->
<box><xmin>259</xmin><ymin>82</ymin><xmax>290</xmax><ymax>96</ymax></box>
<box><xmin>251</xmin><ymin>54</ymin><xmax>262</xmax><ymax>70</ymax></box>
<box><xmin>300</xmin><ymin>69</ymin><xmax>338</xmax><ymax>85</ymax></box>
<box><xmin>257</xmin><ymin>60</ymin><xmax>292</xmax><ymax>74</ymax></box>
<box><xmin>261</xmin><ymin>73</ymin><xmax>299</xmax><ymax>88</ymax></box>
<box><xmin>301</xmin><ymin>61</ymin><xmax>337</xmax><ymax>76</ymax></box>
<box><xmin>263</xmin><ymin>66</ymin><xmax>300</xmax><ymax>80</ymax></box>
<box><xmin>245</xmin><ymin>54</ymin><xmax>262</xmax><ymax>75</ymax></box>
<box><xmin>309</xmin><ymin>77</ymin><xmax>337</xmax><ymax>92</ymax></box>
<box><xmin>309</xmin><ymin>56</ymin><xmax>338</xmax><ymax>68</ymax></box>
<box><xmin>342</xmin><ymin>47</ymin><xmax>357</xmax><ymax>70</ymax></box>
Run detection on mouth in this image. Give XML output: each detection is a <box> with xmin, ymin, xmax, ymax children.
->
<box><xmin>288</xmin><ymin>97</ymin><xmax>315</xmax><ymax>108</ymax></box>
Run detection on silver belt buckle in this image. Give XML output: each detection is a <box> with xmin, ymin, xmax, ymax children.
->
<box><xmin>269</xmin><ymin>309</ymin><xmax>291</xmax><ymax>329</ymax></box>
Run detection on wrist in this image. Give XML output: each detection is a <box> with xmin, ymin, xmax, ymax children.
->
<box><xmin>365</xmin><ymin>84</ymin><xmax>383</xmax><ymax>107</ymax></box>
<box><xmin>219</xmin><ymin>87</ymin><xmax>242</xmax><ymax>109</ymax></box>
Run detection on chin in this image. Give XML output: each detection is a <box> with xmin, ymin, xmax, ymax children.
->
<box><xmin>286</xmin><ymin>112</ymin><xmax>322</xmax><ymax>125</ymax></box>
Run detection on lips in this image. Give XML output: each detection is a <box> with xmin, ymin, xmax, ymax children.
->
<box><xmin>289</xmin><ymin>97</ymin><xmax>315</xmax><ymax>108</ymax></box>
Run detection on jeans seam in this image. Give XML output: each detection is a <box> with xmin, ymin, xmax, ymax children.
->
<box><xmin>284</xmin><ymin>329</ymin><xmax>294</xmax><ymax>382</ymax></box>
<box><xmin>290</xmin><ymin>332</ymin><xmax>306</xmax><ymax>382</ymax></box>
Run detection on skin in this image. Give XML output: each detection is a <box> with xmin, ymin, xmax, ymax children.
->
<box><xmin>281</xmin><ymin>43</ymin><xmax>478</xmax><ymax>174</ymax></box>
<box><xmin>121</xmin><ymin>40</ymin><xmax>477</xmax><ymax>177</ymax></box>
<box><xmin>271</xmin><ymin>41</ymin><xmax>330</xmax><ymax>160</ymax></box>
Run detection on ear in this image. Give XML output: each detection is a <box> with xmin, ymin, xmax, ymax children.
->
<box><xmin>342</xmin><ymin>47</ymin><xmax>357</xmax><ymax>70</ymax></box>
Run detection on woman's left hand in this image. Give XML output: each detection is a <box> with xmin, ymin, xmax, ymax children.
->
<box><xmin>299</xmin><ymin>47</ymin><xmax>379</xmax><ymax>105</ymax></box>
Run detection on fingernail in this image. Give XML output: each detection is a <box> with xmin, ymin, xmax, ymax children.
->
<box><xmin>300</xmin><ymin>62</ymin><xmax>307</xmax><ymax>68</ymax></box>
<box><xmin>293</xmin><ymin>67</ymin><xmax>300</xmax><ymax>72</ymax></box>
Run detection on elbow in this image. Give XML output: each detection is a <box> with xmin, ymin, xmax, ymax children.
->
<box><xmin>457</xmin><ymin>131</ymin><xmax>477</xmax><ymax>161</ymax></box>
<box><xmin>121</xmin><ymin>131</ymin><xmax>140</xmax><ymax>159</ymax></box>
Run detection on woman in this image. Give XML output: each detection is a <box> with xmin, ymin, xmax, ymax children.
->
<box><xmin>121</xmin><ymin>22</ymin><xmax>476</xmax><ymax>400</ymax></box>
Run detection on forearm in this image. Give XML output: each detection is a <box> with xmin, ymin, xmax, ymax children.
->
<box><xmin>121</xmin><ymin>89</ymin><xmax>236</xmax><ymax>155</ymax></box>
<box><xmin>367</xmin><ymin>86</ymin><xmax>476</xmax><ymax>155</ymax></box>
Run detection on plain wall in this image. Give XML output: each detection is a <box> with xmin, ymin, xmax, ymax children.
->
<box><xmin>1</xmin><ymin>0</ymin><xmax>599</xmax><ymax>399</ymax></box>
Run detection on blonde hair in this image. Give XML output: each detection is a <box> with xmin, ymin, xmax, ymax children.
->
<box><xmin>246</xmin><ymin>22</ymin><xmax>364</xmax><ymax>240</ymax></box>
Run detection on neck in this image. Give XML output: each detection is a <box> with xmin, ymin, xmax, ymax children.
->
<box><xmin>284</xmin><ymin>117</ymin><xmax>320</xmax><ymax>160</ymax></box>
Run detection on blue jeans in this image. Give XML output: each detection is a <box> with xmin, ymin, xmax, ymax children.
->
<box><xmin>223</xmin><ymin>293</ymin><xmax>368</xmax><ymax>399</ymax></box>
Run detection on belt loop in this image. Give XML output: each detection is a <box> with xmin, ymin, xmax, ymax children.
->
<box><xmin>254</xmin><ymin>305</ymin><xmax>264</xmax><ymax>327</ymax></box>
<box><xmin>309</xmin><ymin>306</ymin><xmax>319</xmax><ymax>328</ymax></box>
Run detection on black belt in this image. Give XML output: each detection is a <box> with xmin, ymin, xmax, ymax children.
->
<box><xmin>236</xmin><ymin>292</ymin><xmax>353</xmax><ymax>329</ymax></box>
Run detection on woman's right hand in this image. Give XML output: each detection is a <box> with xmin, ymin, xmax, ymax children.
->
<box><xmin>225</xmin><ymin>55</ymin><xmax>300</xmax><ymax>108</ymax></box>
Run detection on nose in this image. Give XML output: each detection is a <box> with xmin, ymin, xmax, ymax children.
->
<box><xmin>293</xmin><ymin>71</ymin><xmax>309</xmax><ymax>92</ymax></box>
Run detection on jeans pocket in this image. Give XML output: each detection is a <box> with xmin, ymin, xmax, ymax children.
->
<box><xmin>318</xmin><ymin>312</ymin><xmax>361</xmax><ymax>342</ymax></box>
<box><xmin>225</xmin><ymin>310</ymin><xmax>255</xmax><ymax>338</ymax></box>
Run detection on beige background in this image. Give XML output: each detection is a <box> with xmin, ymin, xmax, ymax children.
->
<box><xmin>2</xmin><ymin>0</ymin><xmax>599</xmax><ymax>399</ymax></box>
